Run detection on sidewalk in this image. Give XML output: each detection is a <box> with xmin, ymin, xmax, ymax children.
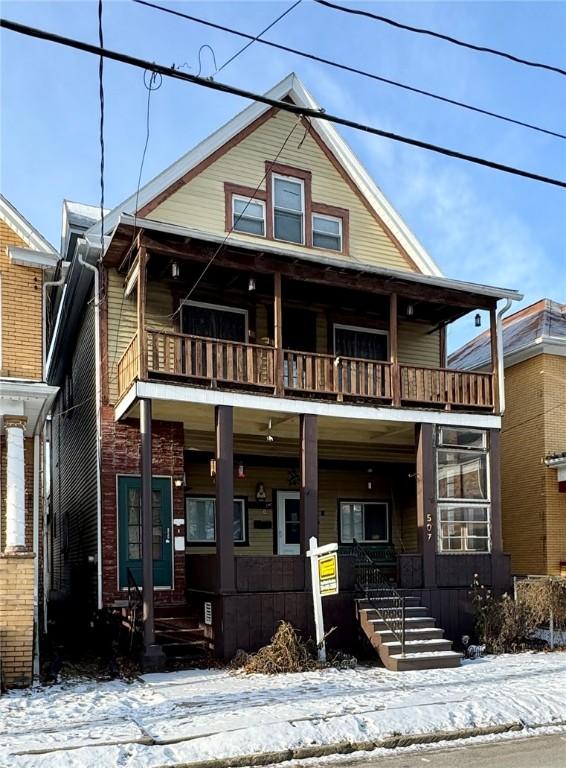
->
<box><xmin>1</xmin><ymin>651</ymin><xmax>566</xmax><ymax>767</ymax></box>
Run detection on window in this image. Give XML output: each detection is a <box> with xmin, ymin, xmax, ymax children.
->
<box><xmin>437</xmin><ymin>428</ymin><xmax>490</xmax><ymax>553</ymax></box>
<box><xmin>273</xmin><ymin>175</ymin><xmax>304</xmax><ymax>244</ymax></box>
<box><xmin>340</xmin><ymin>501</ymin><xmax>389</xmax><ymax>544</ymax></box>
<box><xmin>312</xmin><ymin>214</ymin><xmax>342</xmax><ymax>251</ymax></box>
<box><xmin>334</xmin><ymin>324</ymin><xmax>388</xmax><ymax>361</ymax></box>
<box><xmin>186</xmin><ymin>497</ymin><xmax>247</xmax><ymax>544</ymax></box>
<box><xmin>180</xmin><ymin>301</ymin><xmax>248</xmax><ymax>342</ymax></box>
<box><xmin>232</xmin><ymin>196</ymin><xmax>265</xmax><ymax>236</ymax></box>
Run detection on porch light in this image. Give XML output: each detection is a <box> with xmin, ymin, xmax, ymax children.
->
<box><xmin>406</xmin><ymin>303</ymin><xmax>414</xmax><ymax>317</ymax></box>
<box><xmin>209</xmin><ymin>458</ymin><xmax>217</xmax><ymax>478</ymax></box>
<box><xmin>367</xmin><ymin>467</ymin><xmax>373</xmax><ymax>490</ymax></box>
<box><xmin>237</xmin><ymin>460</ymin><xmax>246</xmax><ymax>479</ymax></box>
<box><xmin>171</xmin><ymin>261</ymin><xmax>180</xmax><ymax>279</ymax></box>
<box><xmin>475</xmin><ymin>313</ymin><xmax>482</xmax><ymax>327</ymax></box>
<box><xmin>248</xmin><ymin>277</ymin><xmax>256</xmax><ymax>291</ymax></box>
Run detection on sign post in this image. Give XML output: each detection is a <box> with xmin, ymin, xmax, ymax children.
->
<box><xmin>307</xmin><ymin>536</ymin><xmax>339</xmax><ymax>662</ymax></box>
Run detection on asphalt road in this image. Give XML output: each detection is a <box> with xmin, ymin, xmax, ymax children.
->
<box><xmin>327</xmin><ymin>733</ymin><xmax>566</xmax><ymax>768</ymax></box>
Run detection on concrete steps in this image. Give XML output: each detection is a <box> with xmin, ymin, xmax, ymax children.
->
<box><xmin>356</xmin><ymin>597</ymin><xmax>462</xmax><ymax>672</ymax></box>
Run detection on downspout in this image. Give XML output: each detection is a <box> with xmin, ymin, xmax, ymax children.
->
<box><xmin>496</xmin><ymin>298</ymin><xmax>513</xmax><ymax>414</ymax></box>
<box><xmin>32</xmin><ymin>432</ymin><xmax>40</xmax><ymax>679</ymax></box>
<box><xmin>77</xmin><ymin>243</ymin><xmax>103</xmax><ymax>610</ymax></box>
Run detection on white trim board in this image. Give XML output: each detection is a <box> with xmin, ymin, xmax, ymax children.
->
<box><xmin>116</xmin><ymin>380</ymin><xmax>502</xmax><ymax>430</ymax></box>
<box><xmin>87</xmin><ymin>73</ymin><xmax>442</xmax><ymax>277</ymax></box>
<box><xmin>0</xmin><ymin>195</ymin><xmax>57</xmax><ymax>255</ymax></box>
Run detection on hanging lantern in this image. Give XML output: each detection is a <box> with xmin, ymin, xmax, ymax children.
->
<box><xmin>475</xmin><ymin>313</ymin><xmax>482</xmax><ymax>328</ymax></box>
<box><xmin>209</xmin><ymin>458</ymin><xmax>217</xmax><ymax>478</ymax></box>
<box><xmin>237</xmin><ymin>460</ymin><xmax>246</xmax><ymax>479</ymax></box>
<box><xmin>367</xmin><ymin>467</ymin><xmax>374</xmax><ymax>490</ymax></box>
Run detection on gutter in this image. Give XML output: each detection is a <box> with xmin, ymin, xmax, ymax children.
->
<box><xmin>496</xmin><ymin>299</ymin><xmax>514</xmax><ymax>414</ymax></box>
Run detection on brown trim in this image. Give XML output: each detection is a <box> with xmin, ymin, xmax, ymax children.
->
<box><xmin>303</xmin><ymin>118</ymin><xmax>421</xmax><ymax>273</ymax></box>
<box><xmin>389</xmin><ymin>293</ymin><xmax>400</xmax><ymax>407</ymax></box>
<box><xmin>138</xmin><ymin>107</ymin><xmax>278</xmax><ymax>218</ymax></box>
<box><xmin>215</xmin><ymin>405</ymin><xmax>235</xmax><ymax>593</ymax></box>
<box><xmin>439</xmin><ymin>326</ymin><xmax>447</xmax><ymax>368</ymax></box>
<box><xmin>300</xmin><ymin>414</ymin><xmax>318</xmax><ymax>556</ymax></box>
<box><xmin>223</xmin><ymin>182</ymin><xmax>267</xmax><ymax>234</ymax></box>
<box><xmin>137</xmin><ymin>246</ymin><xmax>148</xmax><ymax>380</ymax></box>
<box><xmin>311</xmin><ymin>202</ymin><xmax>350</xmax><ymax>257</ymax></box>
<box><xmin>416</xmin><ymin>423</ymin><xmax>436</xmax><ymax>588</ymax></box>
<box><xmin>266</xmin><ymin>162</ymin><xmax>313</xmax><ymax>247</ymax></box>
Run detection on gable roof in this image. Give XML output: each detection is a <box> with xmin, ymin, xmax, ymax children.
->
<box><xmin>0</xmin><ymin>194</ymin><xmax>57</xmax><ymax>255</ymax></box>
<box><xmin>449</xmin><ymin>298</ymin><xmax>566</xmax><ymax>370</ymax></box>
<box><xmin>88</xmin><ymin>73</ymin><xmax>442</xmax><ymax>277</ymax></box>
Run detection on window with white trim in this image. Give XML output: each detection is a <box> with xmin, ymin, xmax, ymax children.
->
<box><xmin>437</xmin><ymin>427</ymin><xmax>491</xmax><ymax>553</ymax></box>
<box><xmin>232</xmin><ymin>196</ymin><xmax>265</xmax><ymax>236</ymax></box>
<box><xmin>339</xmin><ymin>501</ymin><xmax>389</xmax><ymax>543</ymax></box>
<box><xmin>273</xmin><ymin>175</ymin><xmax>304</xmax><ymax>244</ymax></box>
<box><xmin>312</xmin><ymin>214</ymin><xmax>342</xmax><ymax>251</ymax></box>
<box><xmin>186</xmin><ymin>496</ymin><xmax>247</xmax><ymax>544</ymax></box>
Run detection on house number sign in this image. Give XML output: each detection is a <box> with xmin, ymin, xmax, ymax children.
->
<box><xmin>426</xmin><ymin>513</ymin><xmax>433</xmax><ymax>542</ymax></box>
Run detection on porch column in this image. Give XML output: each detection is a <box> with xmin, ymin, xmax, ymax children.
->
<box><xmin>489</xmin><ymin>306</ymin><xmax>500</xmax><ymax>413</ymax></box>
<box><xmin>389</xmin><ymin>293</ymin><xmax>401</xmax><ymax>407</ymax></box>
<box><xmin>273</xmin><ymin>272</ymin><xmax>284</xmax><ymax>396</ymax></box>
<box><xmin>215</xmin><ymin>405</ymin><xmax>235</xmax><ymax>593</ymax></box>
<box><xmin>4</xmin><ymin>416</ymin><xmax>27</xmax><ymax>553</ymax></box>
<box><xmin>140</xmin><ymin>398</ymin><xmax>165</xmax><ymax>670</ymax></box>
<box><xmin>416</xmin><ymin>423</ymin><xmax>436</xmax><ymax>587</ymax></box>
<box><xmin>300</xmin><ymin>414</ymin><xmax>318</xmax><ymax>554</ymax></box>
<box><xmin>489</xmin><ymin>429</ymin><xmax>503</xmax><ymax>555</ymax></box>
<box><xmin>137</xmin><ymin>244</ymin><xmax>148</xmax><ymax>380</ymax></box>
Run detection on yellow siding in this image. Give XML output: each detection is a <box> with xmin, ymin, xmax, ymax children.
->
<box><xmin>398</xmin><ymin>320</ymin><xmax>440</xmax><ymax>368</ymax></box>
<box><xmin>0</xmin><ymin>220</ymin><xmax>43</xmax><ymax>379</ymax></box>
<box><xmin>151</xmin><ymin>109</ymin><xmax>416</xmax><ymax>272</ymax></box>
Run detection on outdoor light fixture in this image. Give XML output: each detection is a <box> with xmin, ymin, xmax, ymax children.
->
<box><xmin>171</xmin><ymin>261</ymin><xmax>180</xmax><ymax>279</ymax></box>
<box><xmin>174</xmin><ymin>476</ymin><xmax>184</xmax><ymax>488</ymax></box>
<box><xmin>406</xmin><ymin>303</ymin><xmax>414</xmax><ymax>317</ymax></box>
<box><xmin>209</xmin><ymin>458</ymin><xmax>217</xmax><ymax>478</ymax></box>
<box><xmin>367</xmin><ymin>467</ymin><xmax>374</xmax><ymax>490</ymax></box>
<box><xmin>256</xmin><ymin>482</ymin><xmax>267</xmax><ymax>503</ymax></box>
<box><xmin>248</xmin><ymin>277</ymin><xmax>256</xmax><ymax>291</ymax></box>
<box><xmin>475</xmin><ymin>313</ymin><xmax>482</xmax><ymax>327</ymax></box>
<box><xmin>237</xmin><ymin>460</ymin><xmax>246</xmax><ymax>479</ymax></box>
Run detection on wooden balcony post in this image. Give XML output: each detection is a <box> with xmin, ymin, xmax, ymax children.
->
<box><xmin>137</xmin><ymin>245</ymin><xmax>148</xmax><ymax>380</ymax></box>
<box><xmin>215</xmin><ymin>405</ymin><xmax>235</xmax><ymax>593</ymax></box>
<box><xmin>416</xmin><ymin>423</ymin><xmax>436</xmax><ymax>587</ymax></box>
<box><xmin>490</xmin><ymin>306</ymin><xmax>500</xmax><ymax>413</ymax></box>
<box><xmin>390</xmin><ymin>293</ymin><xmax>401</xmax><ymax>407</ymax></box>
<box><xmin>273</xmin><ymin>272</ymin><xmax>284</xmax><ymax>396</ymax></box>
<box><xmin>300</xmin><ymin>414</ymin><xmax>318</xmax><ymax>557</ymax></box>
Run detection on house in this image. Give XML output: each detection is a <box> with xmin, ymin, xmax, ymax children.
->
<box><xmin>450</xmin><ymin>299</ymin><xmax>566</xmax><ymax>578</ymax></box>
<box><xmin>46</xmin><ymin>74</ymin><xmax>522</xmax><ymax>672</ymax></box>
<box><xmin>0</xmin><ymin>195</ymin><xmax>59</xmax><ymax>687</ymax></box>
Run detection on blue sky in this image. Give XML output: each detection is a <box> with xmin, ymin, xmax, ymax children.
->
<box><xmin>2</xmin><ymin>0</ymin><xmax>565</xmax><ymax>351</ymax></box>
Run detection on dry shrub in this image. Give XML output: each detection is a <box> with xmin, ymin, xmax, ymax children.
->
<box><xmin>232</xmin><ymin>621</ymin><xmax>356</xmax><ymax>675</ymax></box>
<box><xmin>516</xmin><ymin>578</ymin><xmax>566</xmax><ymax>631</ymax></box>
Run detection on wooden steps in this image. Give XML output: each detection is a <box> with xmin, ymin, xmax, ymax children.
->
<box><xmin>356</xmin><ymin>598</ymin><xmax>462</xmax><ymax>672</ymax></box>
<box><xmin>153</xmin><ymin>605</ymin><xmax>211</xmax><ymax>666</ymax></box>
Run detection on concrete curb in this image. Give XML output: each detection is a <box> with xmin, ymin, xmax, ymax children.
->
<box><xmin>160</xmin><ymin>720</ymin><xmax>566</xmax><ymax>768</ymax></box>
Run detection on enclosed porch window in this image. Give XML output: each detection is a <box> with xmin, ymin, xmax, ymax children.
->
<box><xmin>186</xmin><ymin>496</ymin><xmax>247</xmax><ymax>544</ymax></box>
<box><xmin>339</xmin><ymin>500</ymin><xmax>389</xmax><ymax>544</ymax></box>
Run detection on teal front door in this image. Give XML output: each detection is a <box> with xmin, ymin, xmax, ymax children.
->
<box><xmin>118</xmin><ymin>476</ymin><xmax>173</xmax><ymax>589</ymax></box>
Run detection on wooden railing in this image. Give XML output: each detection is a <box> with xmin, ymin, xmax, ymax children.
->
<box><xmin>283</xmin><ymin>350</ymin><xmax>392</xmax><ymax>401</ymax></box>
<box><xmin>146</xmin><ymin>329</ymin><xmax>275</xmax><ymax>389</ymax></box>
<box><xmin>400</xmin><ymin>365</ymin><xmax>493</xmax><ymax>409</ymax></box>
<box><xmin>117</xmin><ymin>335</ymin><xmax>139</xmax><ymax>397</ymax></box>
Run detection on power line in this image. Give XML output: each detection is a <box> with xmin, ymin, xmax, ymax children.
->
<box><xmin>131</xmin><ymin>0</ymin><xmax>565</xmax><ymax>141</ymax></box>
<box><xmin>98</xmin><ymin>0</ymin><xmax>105</xmax><ymax>256</ymax></box>
<box><xmin>315</xmin><ymin>0</ymin><xmax>566</xmax><ymax>77</ymax></box>
<box><xmin>2</xmin><ymin>18</ymin><xmax>565</xmax><ymax>189</ymax></box>
<box><xmin>216</xmin><ymin>0</ymin><xmax>302</xmax><ymax>75</ymax></box>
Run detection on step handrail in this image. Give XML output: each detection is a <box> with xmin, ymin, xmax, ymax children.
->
<box><xmin>352</xmin><ymin>539</ymin><xmax>406</xmax><ymax>657</ymax></box>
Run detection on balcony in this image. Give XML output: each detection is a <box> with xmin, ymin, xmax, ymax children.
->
<box><xmin>117</xmin><ymin>328</ymin><xmax>495</xmax><ymax>412</ymax></box>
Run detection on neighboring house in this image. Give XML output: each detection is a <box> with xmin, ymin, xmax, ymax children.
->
<box><xmin>450</xmin><ymin>299</ymin><xmax>566</xmax><ymax>577</ymax></box>
<box><xmin>47</xmin><ymin>73</ymin><xmax>522</xmax><ymax>672</ymax></box>
<box><xmin>0</xmin><ymin>195</ymin><xmax>58</xmax><ymax>687</ymax></box>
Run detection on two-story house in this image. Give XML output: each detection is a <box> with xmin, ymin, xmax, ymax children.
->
<box><xmin>0</xmin><ymin>195</ymin><xmax>58</xmax><ymax>687</ymax></box>
<box><xmin>47</xmin><ymin>74</ymin><xmax>521</xmax><ymax>672</ymax></box>
<box><xmin>450</xmin><ymin>299</ymin><xmax>566</xmax><ymax>578</ymax></box>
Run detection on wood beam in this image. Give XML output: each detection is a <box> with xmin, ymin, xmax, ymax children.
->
<box><xmin>490</xmin><ymin>306</ymin><xmax>500</xmax><ymax>413</ymax></box>
<box><xmin>300</xmin><ymin>414</ymin><xmax>318</xmax><ymax>557</ymax></box>
<box><xmin>273</xmin><ymin>272</ymin><xmax>284</xmax><ymax>396</ymax></box>
<box><xmin>215</xmin><ymin>405</ymin><xmax>235</xmax><ymax>593</ymax></box>
<box><xmin>137</xmin><ymin>245</ymin><xmax>148</xmax><ymax>380</ymax></box>
<box><xmin>416</xmin><ymin>423</ymin><xmax>436</xmax><ymax>588</ymax></box>
<box><xmin>389</xmin><ymin>293</ymin><xmax>400</xmax><ymax>407</ymax></box>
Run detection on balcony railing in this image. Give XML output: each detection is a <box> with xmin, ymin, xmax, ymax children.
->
<box><xmin>115</xmin><ymin>329</ymin><xmax>494</xmax><ymax>412</ymax></box>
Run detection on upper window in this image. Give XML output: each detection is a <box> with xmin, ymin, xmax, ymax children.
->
<box><xmin>340</xmin><ymin>501</ymin><xmax>389</xmax><ymax>544</ymax></box>
<box><xmin>273</xmin><ymin>175</ymin><xmax>304</xmax><ymax>244</ymax></box>
<box><xmin>180</xmin><ymin>301</ymin><xmax>248</xmax><ymax>343</ymax></box>
<box><xmin>232</xmin><ymin>196</ymin><xmax>265</xmax><ymax>237</ymax></box>
<box><xmin>312</xmin><ymin>214</ymin><xmax>342</xmax><ymax>252</ymax></box>
<box><xmin>186</xmin><ymin>496</ymin><xmax>247</xmax><ymax>544</ymax></box>
<box><xmin>334</xmin><ymin>324</ymin><xmax>388</xmax><ymax>361</ymax></box>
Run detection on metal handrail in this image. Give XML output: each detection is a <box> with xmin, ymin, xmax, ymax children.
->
<box><xmin>352</xmin><ymin>539</ymin><xmax>406</xmax><ymax>657</ymax></box>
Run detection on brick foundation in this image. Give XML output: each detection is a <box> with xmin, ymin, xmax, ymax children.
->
<box><xmin>100</xmin><ymin>406</ymin><xmax>186</xmax><ymax>605</ymax></box>
<box><xmin>0</xmin><ymin>553</ymin><xmax>35</xmax><ymax>688</ymax></box>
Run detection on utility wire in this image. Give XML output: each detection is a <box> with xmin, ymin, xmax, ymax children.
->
<box><xmin>216</xmin><ymin>0</ymin><xmax>302</xmax><ymax>74</ymax></box>
<box><xmin>131</xmin><ymin>0</ymin><xmax>565</xmax><ymax>141</ymax></box>
<box><xmin>2</xmin><ymin>18</ymin><xmax>565</xmax><ymax>188</ymax></box>
<box><xmin>315</xmin><ymin>0</ymin><xmax>566</xmax><ymax>77</ymax></box>
<box><xmin>98</xmin><ymin>0</ymin><xmax>105</xmax><ymax>257</ymax></box>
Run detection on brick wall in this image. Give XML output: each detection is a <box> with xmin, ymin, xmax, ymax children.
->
<box><xmin>100</xmin><ymin>406</ymin><xmax>186</xmax><ymax>605</ymax></box>
<box><xmin>0</xmin><ymin>553</ymin><xmax>35</xmax><ymax>688</ymax></box>
<box><xmin>0</xmin><ymin>219</ymin><xmax>43</xmax><ymax>379</ymax></box>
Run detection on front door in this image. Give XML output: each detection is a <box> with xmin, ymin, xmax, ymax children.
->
<box><xmin>118</xmin><ymin>476</ymin><xmax>173</xmax><ymax>589</ymax></box>
<box><xmin>276</xmin><ymin>490</ymin><xmax>301</xmax><ymax>555</ymax></box>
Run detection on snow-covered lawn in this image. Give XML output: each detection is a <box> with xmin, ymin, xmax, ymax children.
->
<box><xmin>1</xmin><ymin>652</ymin><xmax>566</xmax><ymax>767</ymax></box>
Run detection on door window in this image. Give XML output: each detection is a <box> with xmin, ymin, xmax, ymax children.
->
<box><xmin>181</xmin><ymin>302</ymin><xmax>247</xmax><ymax>342</ymax></box>
<box><xmin>334</xmin><ymin>325</ymin><xmax>388</xmax><ymax>361</ymax></box>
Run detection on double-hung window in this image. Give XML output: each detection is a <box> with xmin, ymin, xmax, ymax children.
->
<box><xmin>186</xmin><ymin>496</ymin><xmax>247</xmax><ymax>544</ymax></box>
<box><xmin>436</xmin><ymin>427</ymin><xmax>491</xmax><ymax>553</ymax></box>
<box><xmin>312</xmin><ymin>214</ymin><xmax>342</xmax><ymax>251</ymax></box>
<box><xmin>232</xmin><ymin>196</ymin><xmax>265</xmax><ymax>236</ymax></box>
<box><xmin>273</xmin><ymin>175</ymin><xmax>304</xmax><ymax>244</ymax></box>
<box><xmin>340</xmin><ymin>501</ymin><xmax>389</xmax><ymax>544</ymax></box>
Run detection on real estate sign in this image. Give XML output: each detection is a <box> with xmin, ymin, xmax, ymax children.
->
<box><xmin>318</xmin><ymin>553</ymin><xmax>339</xmax><ymax>596</ymax></box>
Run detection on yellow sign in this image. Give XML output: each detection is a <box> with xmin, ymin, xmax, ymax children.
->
<box><xmin>318</xmin><ymin>553</ymin><xmax>339</xmax><ymax>596</ymax></box>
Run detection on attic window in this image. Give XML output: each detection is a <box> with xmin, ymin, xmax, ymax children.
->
<box><xmin>312</xmin><ymin>214</ymin><xmax>342</xmax><ymax>251</ymax></box>
<box><xmin>273</xmin><ymin>175</ymin><xmax>304</xmax><ymax>244</ymax></box>
<box><xmin>232</xmin><ymin>196</ymin><xmax>265</xmax><ymax>236</ymax></box>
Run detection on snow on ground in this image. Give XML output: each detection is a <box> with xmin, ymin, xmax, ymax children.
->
<box><xmin>1</xmin><ymin>652</ymin><xmax>566</xmax><ymax>767</ymax></box>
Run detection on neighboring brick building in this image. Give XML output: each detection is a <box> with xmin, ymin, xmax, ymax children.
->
<box><xmin>0</xmin><ymin>196</ymin><xmax>58</xmax><ymax>687</ymax></box>
<box><xmin>450</xmin><ymin>299</ymin><xmax>566</xmax><ymax>576</ymax></box>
